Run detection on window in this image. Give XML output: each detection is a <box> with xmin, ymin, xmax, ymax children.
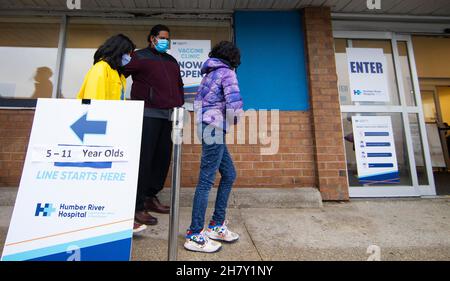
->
<box><xmin>0</xmin><ymin>18</ymin><xmax>60</xmax><ymax>101</ymax></box>
<box><xmin>61</xmin><ymin>18</ymin><xmax>231</xmax><ymax>99</ymax></box>
<box><xmin>0</xmin><ymin>16</ymin><xmax>231</xmax><ymax>104</ymax></box>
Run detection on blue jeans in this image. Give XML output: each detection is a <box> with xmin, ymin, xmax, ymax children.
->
<box><xmin>188</xmin><ymin>123</ymin><xmax>237</xmax><ymax>234</ymax></box>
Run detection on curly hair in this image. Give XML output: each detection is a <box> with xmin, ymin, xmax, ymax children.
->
<box><xmin>209</xmin><ymin>41</ymin><xmax>241</xmax><ymax>68</ymax></box>
<box><xmin>147</xmin><ymin>24</ymin><xmax>170</xmax><ymax>43</ymax></box>
<box><xmin>94</xmin><ymin>34</ymin><xmax>136</xmax><ymax>74</ymax></box>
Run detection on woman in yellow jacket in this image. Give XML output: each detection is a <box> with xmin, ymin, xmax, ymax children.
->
<box><xmin>77</xmin><ymin>34</ymin><xmax>136</xmax><ymax>100</ymax></box>
<box><xmin>77</xmin><ymin>34</ymin><xmax>146</xmax><ymax>234</ymax></box>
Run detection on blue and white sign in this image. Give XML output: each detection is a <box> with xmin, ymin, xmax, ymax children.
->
<box><xmin>347</xmin><ymin>48</ymin><xmax>390</xmax><ymax>102</ymax></box>
<box><xmin>1</xmin><ymin>98</ymin><xmax>144</xmax><ymax>261</ymax></box>
<box><xmin>168</xmin><ymin>40</ymin><xmax>211</xmax><ymax>108</ymax></box>
<box><xmin>352</xmin><ymin>116</ymin><xmax>399</xmax><ymax>185</ymax></box>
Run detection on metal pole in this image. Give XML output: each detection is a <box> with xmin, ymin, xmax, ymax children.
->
<box><xmin>168</xmin><ymin>107</ymin><xmax>184</xmax><ymax>261</ymax></box>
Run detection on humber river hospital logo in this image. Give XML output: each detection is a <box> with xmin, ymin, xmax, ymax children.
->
<box><xmin>354</xmin><ymin>90</ymin><xmax>363</xmax><ymax>96</ymax></box>
<box><xmin>35</xmin><ymin>203</ymin><xmax>56</xmax><ymax>217</ymax></box>
<box><xmin>34</xmin><ymin>203</ymin><xmax>109</xmax><ymax>219</ymax></box>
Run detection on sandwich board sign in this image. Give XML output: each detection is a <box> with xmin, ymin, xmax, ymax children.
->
<box><xmin>1</xmin><ymin>98</ymin><xmax>144</xmax><ymax>261</ymax></box>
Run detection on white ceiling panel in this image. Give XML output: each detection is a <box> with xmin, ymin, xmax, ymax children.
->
<box><xmin>234</xmin><ymin>0</ymin><xmax>250</xmax><ymax>9</ymax></box>
<box><xmin>160</xmin><ymin>0</ymin><xmax>175</xmax><ymax>8</ymax></box>
<box><xmin>174</xmin><ymin>0</ymin><xmax>198</xmax><ymax>9</ymax></box>
<box><xmin>408</xmin><ymin>0</ymin><xmax>450</xmax><ymax>15</ymax></box>
<box><xmin>198</xmin><ymin>0</ymin><xmax>211</xmax><ymax>9</ymax></box>
<box><xmin>246</xmin><ymin>0</ymin><xmax>276</xmax><ymax>9</ymax></box>
<box><xmin>0</xmin><ymin>0</ymin><xmax>448</xmax><ymax>16</ymax></box>
<box><xmin>108</xmin><ymin>0</ymin><xmax>124</xmax><ymax>8</ymax></box>
<box><xmin>210</xmin><ymin>0</ymin><xmax>224</xmax><ymax>9</ymax></box>
<box><xmin>271</xmin><ymin>0</ymin><xmax>300</xmax><ymax>9</ymax></box>
<box><xmin>387</xmin><ymin>0</ymin><xmax>429</xmax><ymax>14</ymax></box>
<box><xmin>223</xmin><ymin>0</ymin><xmax>238</xmax><ymax>9</ymax></box>
<box><xmin>95</xmin><ymin>0</ymin><xmax>113</xmax><ymax>8</ymax></box>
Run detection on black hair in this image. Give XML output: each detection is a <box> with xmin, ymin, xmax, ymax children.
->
<box><xmin>147</xmin><ymin>24</ymin><xmax>171</xmax><ymax>43</ymax></box>
<box><xmin>94</xmin><ymin>34</ymin><xmax>136</xmax><ymax>73</ymax></box>
<box><xmin>209</xmin><ymin>41</ymin><xmax>241</xmax><ymax>68</ymax></box>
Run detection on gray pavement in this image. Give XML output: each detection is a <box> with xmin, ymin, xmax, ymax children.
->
<box><xmin>1</xmin><ymin>196</ymin><xmax>449</xmax><ymax>261</ymax></box>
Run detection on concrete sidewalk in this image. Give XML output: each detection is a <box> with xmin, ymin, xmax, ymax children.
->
<box><xmin>0</xmin><ymin>194</ymin><xmax>449</xmax><ymax>261</ymax></box>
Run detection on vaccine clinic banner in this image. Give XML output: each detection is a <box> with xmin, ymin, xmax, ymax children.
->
<box><xmin>352</xmin><ymin>116</ymin><xmax>400</xmax><ymax>185</ymax></box>
<box><xmin>169</xmin><ymin>40</ymin><xmax>211</xmax><ymax>109</ymax></box>
<box><xmin>347</xmin><ymin>48</ymin><xmax>390</xmax><ymax>102</ymax></box>
<box><xmin>1</xmin><ymin>99</ymin><xmax>144</xmax><ymax>261</ymax></box>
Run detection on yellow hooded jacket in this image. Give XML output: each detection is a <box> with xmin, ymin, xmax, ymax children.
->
<box><xmin>77</xmin><ymin>60</ymin><xmax>126</xmax><ymax>100</ymax></box>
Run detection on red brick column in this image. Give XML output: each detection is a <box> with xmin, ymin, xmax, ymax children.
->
<box><xmin>303</xmin><ymin>7</ymin><xmax>349</xmax><ymax>201</ymax></box>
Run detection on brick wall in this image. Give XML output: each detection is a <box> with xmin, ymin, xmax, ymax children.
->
<box><xmin>303</xmin><ymin>7</ymin><xmax>349</xmax><ymax>200</ymax></box>
<box><xmin>177</xmin><ymin>111</ymin><xmax>316</xmax><ymax>188</ymax></box>
<box><xmin>0</xmin><ymin>110</ymin><xmax>317</xmax><ymax>190</ymax></box>
<box><xmin>0</xmin><ymin>110</ymin><xmax>34</xmax><ymax>186</ymax></box>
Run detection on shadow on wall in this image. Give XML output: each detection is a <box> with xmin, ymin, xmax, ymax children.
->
<box><xmin>31</xmin><ymin>67</ymin><xmax>53</xmax><ymax>99</ymax></box>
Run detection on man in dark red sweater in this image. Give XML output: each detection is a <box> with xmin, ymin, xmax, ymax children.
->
<box><xmin>124</xmin><ymin>25</ymin><xmax>184</xmax><ymax>230</ymax></box>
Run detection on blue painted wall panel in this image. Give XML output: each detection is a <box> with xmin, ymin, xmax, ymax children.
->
<box><xmin>234</xmin><ymin>11</ymin><xmax>309</xmax><ymax>111</ymax></box>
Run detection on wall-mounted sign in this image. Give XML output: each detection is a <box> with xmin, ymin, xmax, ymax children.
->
<box><xmin>1</xmin><ymin>98</ymin><xmax>144</xmax><ymax>261</ymax></box>
<box><xmin>168</xmin><ymin>40</ymin><xmax>211</xmax><ymax>110</ymax></box>
<box><xmin>352</xmin><ymin>116</ymin><xmax>399</xmax><ymax>185</ymax></box>
<box><xmin>347</xmin><ymin>48</ymin><xmax>390</xmax><ymax>102</ymax></box>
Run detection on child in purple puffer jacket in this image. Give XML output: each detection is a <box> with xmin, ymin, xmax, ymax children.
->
<box><xmin>184</xmin><ymin>41</ymin><xmax>244</xmax><ymax>253</ymax></box>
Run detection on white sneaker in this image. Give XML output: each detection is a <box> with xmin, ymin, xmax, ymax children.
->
<box><xmin>133</xmin><ymin>221</ymin><xmax>147</xmax><ymax>234</ymax></box>
<box><xmin>184</xmin><ymin>231</ymin><xmax>222</xmax><ymax>253</ymax></box>
<box><xmin>206</xmin><ymin>221</ymin><xmax>239</xmax><ymax>243</ymax></box>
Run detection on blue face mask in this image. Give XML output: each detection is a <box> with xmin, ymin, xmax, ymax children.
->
<box><xmin>121</xmin><ymin>54</ymin><xmax>131</xmax><ymax>66</ymax></box>
<box><xmin>154</xmin><ymin>38</ymin><xmax>169</xmax><ymax>53</ymax></box>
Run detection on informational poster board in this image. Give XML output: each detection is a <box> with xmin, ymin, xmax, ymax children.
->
<box><xmin>169</xmin><ymin>40</ymin><xmax>211</xmax><ymax>110</ymax></box>
<box><xmin>346</xmin><ymin>48</ymin><xmax>390</xmax><ymax>102</ymax></box>
<box><xmin>352</xmin><ymin>116</ymin><xmax>400</xmax><ymax>185</ymax></box>
<box><xmin>425</xmin><ymin>123</ymin><xmax>447</xmax><ymax>167</ymax></box>
<box><xmin>1</xmin><ymin>98</ymin><xmax>144</xmax><ymax>261</ymax></box>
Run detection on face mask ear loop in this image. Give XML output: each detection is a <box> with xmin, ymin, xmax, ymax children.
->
<box><xmin>151</xmin><ymin>37</ymin><xmax>157</xmax><ymax>49</ymax></box>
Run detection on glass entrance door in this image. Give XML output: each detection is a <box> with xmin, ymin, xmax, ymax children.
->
<box><xmin>334</xmin><ymin>32</ymin><xmax>436</xmax><ymax>197</ymax></box>
<box><xmin>420</xmin><ymin>81</ymin><xmax>450</xmax><ymax>195</ymax></box>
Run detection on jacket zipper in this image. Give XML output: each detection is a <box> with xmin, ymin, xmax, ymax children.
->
<box><xmin>158</xmin><ymin>52</ymin><xmax>175</xmax><ymax>102</ymax></box>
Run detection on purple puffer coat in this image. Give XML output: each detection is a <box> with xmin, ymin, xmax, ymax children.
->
<box><xmin>194</xmin><ymin>58</ymin><xmax>243</xmax><ymax>132</ymax></box>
